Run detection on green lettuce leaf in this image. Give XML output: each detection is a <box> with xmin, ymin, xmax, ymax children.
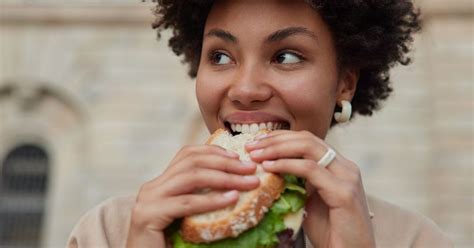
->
<box><xmin>271</xmin><ymin>191</ymin><xmax>306</xmax><ymax>215</ymax></box>
<box><xmin>283</xmin><ymin>175</ymin><xmax>306</xmax><ymax>194</ymax></box>
<box><xmin>285</xmin><ymin>183</ymin><xmax>306</xmax><ymax>195</ymax></box>
<box><xmin>282</xmin><ymin>191</ymin><xmax>306</xmax><ymax>212</ymax></box>
<box><xmin>283</xmin><ymin>174</ymin><xmax>299</xmax><ymax>184</ymax></box>
<box><xmin>270</xmin><ymin>195</ymin><xmax>291</xmax><ymax>215</ymax></box>
<box><xmin>168</xmin><ymin>174</ymin><xmax>307</xmax><ymax>248</ymax></box>
<box><xmin>171</xmin><ymin>209</ymin><xmax>284</xmax><ymax>248</ymax></box>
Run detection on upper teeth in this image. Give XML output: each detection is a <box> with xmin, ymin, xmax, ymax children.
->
<box><xmin>230</xmin><ymin>122</ymin><xmax>287</xmax><ymax>134</ymax></box>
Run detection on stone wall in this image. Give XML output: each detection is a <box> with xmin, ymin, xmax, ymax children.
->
<box><xmin>0</xmin><ymin>1</ymin><xmax>472</xmax><ymax>247</ymax></box>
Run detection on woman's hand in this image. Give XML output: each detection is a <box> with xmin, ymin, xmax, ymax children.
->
<box><xmin>126</xmin><ymin>145</ymin><xmax>260</xmax><ymax>247</ymax></box>
<box><xmin>245</xmin><ymin>130</ymin><xmax>375</xmax><ymax>248</ymax></box>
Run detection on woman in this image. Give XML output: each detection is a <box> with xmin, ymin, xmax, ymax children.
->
<box><xmin>68</xmin><ymin>0</ymin><xmax>453</xmax><ymax>247</ymax></box>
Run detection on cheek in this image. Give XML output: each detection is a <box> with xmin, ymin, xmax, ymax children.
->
<box><xmin>196</xmin><ymin>77</ymin><xmax>216</xmax><ymax>113</ymax></box>
<box><xmin>279</xmin><ymin>73</ymin><xmax>336</xmax><ymax>109</ymax></box>
<box><xmin>277</xmin><ymin>72</ymin><xmax>337</xmax><ymax>132</ymax></box>
<box><xmin>289</xmin><ymin>89</ymin><xmax>332</xmax><ymax>120</ymax></box>
<box><xmin>195</xmin><ymin>79</ymin><xmax>210</xmax><ymax>108</ymax></box>
<box><xmin>195</xmin><ymin>72</ymin><xmax>225</xmax><ymax>129</ymax></box>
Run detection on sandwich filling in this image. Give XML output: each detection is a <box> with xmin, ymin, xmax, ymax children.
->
<box><xmin>168</xmin><ymin>175</ymin><xmax>307</xmax><ymax>248</ymax></box>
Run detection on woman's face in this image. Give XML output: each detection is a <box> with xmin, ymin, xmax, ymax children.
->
<box><xmin>196</xmin><ymin>0</ymin><xmax>357</xmax><ymax>138</ymax></box>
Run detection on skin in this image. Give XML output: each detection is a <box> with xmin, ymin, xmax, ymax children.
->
<box><xmin>127</xmin><ymin>0</ymin><xmax>375</xmax><ymax>247</ymax></box>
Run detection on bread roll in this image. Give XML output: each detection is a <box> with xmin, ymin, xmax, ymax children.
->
<box><xmin>180</xmin><ymin>129</ymin><xmax>285</xmax><ymax>243</ymax></box>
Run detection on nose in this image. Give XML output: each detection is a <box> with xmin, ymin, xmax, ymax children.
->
<box><xmin>227</xmin><ymin>65</ymin><xmax>272</xmax><ymax>108</ymax></box>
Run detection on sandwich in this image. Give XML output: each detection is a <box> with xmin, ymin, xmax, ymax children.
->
<box><xmin>167</xmin><ymin>128</ymin><xmax>307</xmax><ymax>248</ymax></box>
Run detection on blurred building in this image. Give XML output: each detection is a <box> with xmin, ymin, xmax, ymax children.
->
<box><xmin>0</xmin><ymin>0</ymin><xmax>472</xmax><ymax>247</ymax></box>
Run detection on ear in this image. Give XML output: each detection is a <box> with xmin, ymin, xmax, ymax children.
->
<box><xmin>336</xmin><ymin>68</ymin><xmax>359</xmax><ymax>102</ymax></box>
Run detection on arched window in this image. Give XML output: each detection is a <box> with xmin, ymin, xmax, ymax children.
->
<box><xmin>0</xmin><ymin>144</ymin><xmax>49</xmax><ymax>247</ymax></box>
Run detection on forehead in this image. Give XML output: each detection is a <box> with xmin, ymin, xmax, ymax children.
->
<box><xmin>205</xmin><ymin>0</ymin><xmax>324</xmax><ymax>36</ymax></box>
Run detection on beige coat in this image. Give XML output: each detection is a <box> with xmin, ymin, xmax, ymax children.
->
<box><xmin>67</xmin><ymin>194</ymin><xmax>453</xmax><ymax>248</ymax></box>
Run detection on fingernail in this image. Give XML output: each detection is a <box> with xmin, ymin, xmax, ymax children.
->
<box><xmin>241</xmin><ymin>160</ymin><xmax>254</xmax><ymax>166</ymax></box>
<box><xmin>246</xmin><ymin>140</ymin><xmax>259</xmax><ymax>146</ymax></box>
<box><xmin>223</xmin><ymin>190</ymin><xmax>239</xmax><ymax>199</ymax></box>
<box><xmin>250</xmin><ymin>149</ymin><xmax>264</xmax><ymax>157</ymax></box>
<box><xmin>225</xmin><ymin>150</ymin><xmax>239</xmax><ymax>158</ymax></box>
<box><xmin>243</xmin><ymin>175</ymin><xmax>259</xmax><ymax>182</ymax></box>
<box><xmin>255</xmin><ymin>133</ymin><xmax>267</xmax><ymax>140</ymax></box>
<box><xmin>262</xmin><ymin>160</ymin><xmax>274</xmax><ymax>166</ymax></box>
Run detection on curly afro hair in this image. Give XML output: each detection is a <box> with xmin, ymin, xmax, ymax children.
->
<box><xmin>152</xmin><ymin>0</ymin><xmax>421</xmax><ymax>120</ymax></box>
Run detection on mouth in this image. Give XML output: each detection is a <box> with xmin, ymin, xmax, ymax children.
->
<box><xmin>224</xmin><ymin>121</ymin><xmax>291</xmax><ymax>136</ymax></box>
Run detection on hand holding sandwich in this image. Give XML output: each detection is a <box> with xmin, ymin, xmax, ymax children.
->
<box><xmin>126</xmin><ymin>145</ymin><xmax>260</xmax><ymax>247</ymax></box>
<box><xmin>246</xmin><ymin>130</ymin><xmax>376</xmax><ymax>248</ymax></box>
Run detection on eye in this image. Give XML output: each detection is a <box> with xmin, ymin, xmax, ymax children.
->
<box><xmin>210</xmin><ymin>51</ymin><xmax>232</xmax><ymax>65</ymax></box>
<box><xmin>274</xmin><ymin>51</ymin><xmax>304</xmax><ymax>64</ymax></box>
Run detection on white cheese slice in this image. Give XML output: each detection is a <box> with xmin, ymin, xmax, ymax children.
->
<box><xmin>283</xmin><ymin>208</ymin><xmax>305</xmax><ymax>239</ymax></box>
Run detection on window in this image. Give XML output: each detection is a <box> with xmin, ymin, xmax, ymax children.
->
<box><xmin>0</xmin><ymin>144</ymin><xmax>49</xmax><ymax>248</ymax></box>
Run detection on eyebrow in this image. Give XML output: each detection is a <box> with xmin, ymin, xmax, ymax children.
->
<box><xmin>266</xmin><ymin>26</ymin><xmax>317</xmax><ymax>43</ymax></box>
<box><xmin>205</xmin><ymin>29</ymin><xmax>237</xmax><ymax>43</ymax></box>
<box><xmin>205</xmin><ymin>26</ymin><xmax>317</xmax><ymax>44</ymax></box>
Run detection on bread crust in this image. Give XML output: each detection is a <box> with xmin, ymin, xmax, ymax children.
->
<box><xmin>205</xmin><ymin>128</ymin><xmax>228</xmax><ymax>145</ymax></box>
<box><xmin>180</xmin><ymin>129</ymin><xmax>285</xmax><ymax>243</ymax></box>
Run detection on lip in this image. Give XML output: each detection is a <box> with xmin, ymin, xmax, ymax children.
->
<box><xmin>222</xmin><ymin>111</ymin><xmax>290</xmax><ymax>124</ymax></box>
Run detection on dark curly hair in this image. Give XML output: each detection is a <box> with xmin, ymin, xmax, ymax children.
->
<box><xmin>152</xmin><ymin>0</ymin><xmax>421</xmax><ymax>119</ymax></box>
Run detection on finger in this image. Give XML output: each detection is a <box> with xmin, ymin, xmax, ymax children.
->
<box><xmin>248</xmin><ymin>138</ymin><xmax>326</xmax><ymax>163</ymax></box>
<box><xmin>254</xmin><ymin>129</ymin><xmax>317</xmax><ymax>141</ymax></box>
<box><xmin>170</xmin><ymin>144</ymin><xmax>239</xmax><ymax>166</ymax></box>
<box><xmin>246</xmin><ymin>130</ymin><xmax>324</xmax><ymax>154</ymax></box>
<box><xmin>150</xmin><ymin>154</ymin><xmax>256</xmax><ymax>188</ymax></box>
<box><xmin>261</xmin><ymin>159</ymin><xmax>340</xmax><ymax>191</ymax></box>
<box><xmin>262</xmin><ymin>158</ymin><xmax>367</xmax><ymax>209</ymax></box>
<box><xmin>248</xmin><ymin>136</ymin><xmax>355</xmax><ymax>179</ymax></box>
<box><xmin>259</xmin><ymin>129</ymin><xmax>291</xmax><ymax>138</ymax></box>
<box><xmin>164</xmin><ymin>143</ymin><xmax>242</xmax><ymax>185</ymax></box>
<box><xmin>167</xmin><ymin>190</ymin><xmax>240</xmax><ymax>216</ymax></box>
<box><xmin>250</xmin><ymin>130</ymin><xmax>294</xmax><ymax>144</ymax></box>
<box><xmin>160</xmin><ymin>168</ymin><xmax>260</xmax><ymax>196</ymax></box>
<box><xmin>134</xmin><ymin>190</ymin><xmax>240</xmax><ymax>230</ymax></box>
<box><xmin>169</xmin><ymin>154</ymin><xmax>256</xmax><ymax>178</ymax></box>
